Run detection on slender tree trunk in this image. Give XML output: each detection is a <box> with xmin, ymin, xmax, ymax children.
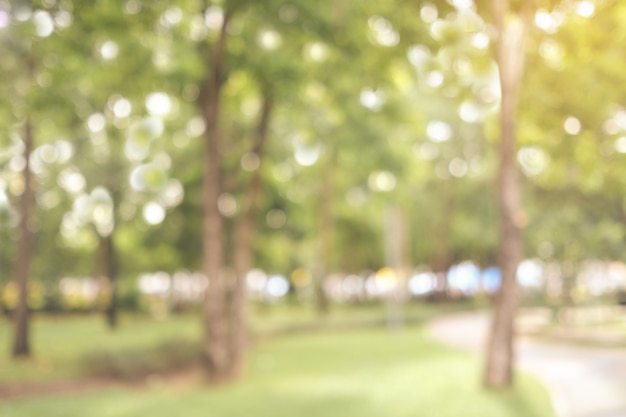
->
<box><xmin>101</xmin><ymin>233</ymin><xmax>118</xmax><ymax>329</ymax></box>
<box><xmin>201</xmin><ymin>9</ymin><xmax>231</xmax><ymax>383</ymax></box>
<box><xmin>431</xmin><ymin>187</ymin><xmax>454</xmax><ymax>299</ymax></box>
<box><xmin>231</xmin><ymin>92</ymin><xmax>273</xmax><ymax>378</ymax></box>
<box><xmin>12</xmin><ymin>117</ymin><xmax>34</xmax><ymax>358</ymax></box>
<box><xmin>484</xmin><ymin>0</ymin><xmax>528</xmax><ymax>388</ymax></box>
<box><xmin>384</xmin><ymin>204</ymin><xmax>408</xmax><ymax>330</ymax></box>
<box><xmin>314</xmin><ymin>157</ymin><xmax>335</xmax><ymax>315</ymax></box>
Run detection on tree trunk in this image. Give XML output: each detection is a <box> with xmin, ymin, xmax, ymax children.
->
<box><xmin>100</xmin><ymin>233</ymin><xmax>118</xmax><ymax>329</ymax></box>
<box><xmin>384</xmin><ymin>204</ymin><xmax>408</xmax><ymax>330</ymax></box>
<box><xmin>484</xmin><ymin>0</ymin><xmax>528</xmax><ymax>388</ymax></box>
<box><xmin>201</xmin><ymin>9</ymin><xmax>231</xmax><ymax>383</ymax></box>
<box><xmin>314</xmin><ymin>157</ymin><xmax>335</xmax><ymax>315</ymax></box>
<box><xmin>230</xmin><ymin>92</ymin><xmax>273</xmax><ymax>378</ymax></box>
<box><xmin>12</xmin><ymin>117</ymin><xmax>34</xmax><ymax>358</ymax></box>
<box><xmin>431</xmin><ymin>187</ymin><xmax>454</xmax><ymax>299</ymax></box>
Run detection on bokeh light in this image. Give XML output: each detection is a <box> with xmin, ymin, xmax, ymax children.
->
<box><xmin>368</xmin><ymin>171</ymin><xmax>397</xmax><ymax>192</ymax></box>
<box><xmin>563</xmin><ymin>116</ymin><xmax>582</xmax><ymax>135</ymax></box>
<box><xmin>426</xmin><ymin>120</ymin><xmax>452</xmax><ymax>142</ymax></box>
<box><xmin>143</xmin><ymin>201</ymin><xmax>166</xmax><ymax>225</ymax></box>
<box><xmin>33</xmin><ymin>10</ymin><xmax>54</xmax><ymax>37</ymax></box>
<box><xmin>217</xmin><ymin>193</ymin><xmax>237</xmax><ymax>217</ymax></box>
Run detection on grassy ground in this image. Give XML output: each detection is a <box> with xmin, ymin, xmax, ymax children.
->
<box><xmin>0</xmin><ymin>314</ymin><xmax>200</xmax><ymax>383</ymax></box>
<box><xmin>0</xmin><ymin>305</ymin><xmax>556</xmax><ymax>417</ymax></box>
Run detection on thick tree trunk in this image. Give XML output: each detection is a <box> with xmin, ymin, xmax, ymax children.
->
<box><xmin>201</xmin><ymin>9</ymin><xmax>231</xmax><ymax>383</ymax></box>
<box><xmin>12</xmin><ymin>117</ymin><xmax>34</xmax><ymax>358</ymax></box>
<box><xmin>230</xmin><ymin>92</ymin><xmax>272</xmax><ymax>378</ymax></box>
<box><xmin>484</xmin><ymin>0</ymin><xmax>527</xmax><ymax>388</ymax></box>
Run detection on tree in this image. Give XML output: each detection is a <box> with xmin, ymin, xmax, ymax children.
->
<box><xmin>12</xmin><ymin>115</ymin><xmax>35</xmax><ymax>358</ymax></box>
<box><xmin>3</xmin><ymin>3</ymin><xmax>42</xmax><ymax>358</ymax></box>
<box><xmin>482</xmin><ymin>0</ymin><xmax>531</xmax><ymax>388</ymax></box>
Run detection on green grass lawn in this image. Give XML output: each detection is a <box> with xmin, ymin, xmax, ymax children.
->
<box><xmin>0</xmin><ymin>314</ymin><xmax>200</xmax><ymax>383</ymax></box>
<box><xmin>0</xmin><ymin>307</ymin><xmax>555</xmax><ymax>417</ymax></box>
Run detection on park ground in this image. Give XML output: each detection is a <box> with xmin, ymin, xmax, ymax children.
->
<box><xmin>0</xmin><ymin>304</ymin><xmax>559</xmax><ymax>417</ymax></box>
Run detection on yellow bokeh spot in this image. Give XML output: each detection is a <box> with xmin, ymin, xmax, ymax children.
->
<box><xmin>376</xmin><ymin>267</ymin><xmax>397</xmax><ymax>281</ymax></box>
<box><xmin>1</xmin><ymin>282</ymin><xmax>45</xmax><ymax>310</ymax></box>
<box><xmin>290</xmin><ymin>268</ymin><xmax>311</xmax><ymax>287</ymax></box>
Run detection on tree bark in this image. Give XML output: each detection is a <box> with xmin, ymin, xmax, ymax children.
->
<box><xmin>431</xmin><ymin>187</ymin><xmax>454</xmax><ymax>299</ymax></box>
<box><xmin>101</xmin><ymin>232</ymin><xmax>118</xmax><ymax>329</ymax></box>
<box><xmin>484</xmin><ymin>0</ymin><xmax>528</xmax><ymax>388</ymax></box>
<box><xmin>12</xmin><ymin>117</ymin><xmax>34</xmax><ymax>358</ymax></box>
<box><xmin>384</xmin><ymin>204</ymin><xmax>408</xmax><ymax>330</ymax></box>
<box><xmin>201</xmin><ymin>8</ymin><xmax>231</xmax><ymax>383</ymax></box>
<box><xmin>314</xmin><ymin>156</ymin><xmax>335</xmax><ymax>315</ymax></box>
<box><xmin>230</xmin><ymin>92</ymin><xmax>273</xmax><ymax>378</ymax></box>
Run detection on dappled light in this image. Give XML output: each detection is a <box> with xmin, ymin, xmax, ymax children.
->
<box><xmin>2</xmin><ymin>0</ymin><xmax>626</xmax><ymax>415</ymax></box>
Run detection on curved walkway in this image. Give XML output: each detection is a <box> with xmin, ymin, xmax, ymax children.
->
<box><xmin>428</xmin><ymin>312</ymin><xmax>626</xmax><ymax>417</ymax></box>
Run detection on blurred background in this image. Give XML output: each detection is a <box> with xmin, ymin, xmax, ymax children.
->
<box><xmin>2</xmin><ymin>0</ymin><xmax>626</xmax><ymax>416</ymax></box>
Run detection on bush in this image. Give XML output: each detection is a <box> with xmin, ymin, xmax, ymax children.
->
<box><xmin>80</xmin><ymin>339</ymin><xmax>201</xmax><ymax>381</ymax></box>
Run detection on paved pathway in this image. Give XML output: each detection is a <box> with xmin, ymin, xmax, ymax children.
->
<box><xmin>428</xmin><ymin>312</ymin><xmax>626</xmax><ymax>417</ymax></box>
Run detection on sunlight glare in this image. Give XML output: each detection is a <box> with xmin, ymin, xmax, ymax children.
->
<box><xmin>407</xmin><ymin>45</ymin><xmax>430</xmax><ymax>68</ymax></box>
<box><xmin>146</xmin><ymin>92</ymin><xmax>172</xmax><ymax>117</ymax></box>
<box><xmin>205</xmin><ymin>6</ymin><xmax>223</xmax><ymax>30</ymax></box>
<box><xmin>415</xmin><ymin>142</ymin><xmax>439</xmax><ymax>161</ymax></box>
<box><xmin>0</xmin><ymin>10</ymin><xmax>10</xmax><ymax>28</ymax></box>
<box><xmin>294</xmin><ymin>144</ymin><xmax>321</xmax><ymax>167</ymax></box>
<box><xmin>55</xmin><ymin>140</ymin><xmax>74</xmax><ymax>163</ymax></box>
<box><xmin>87</xmin><ymin>113</ymin><xmax>106</xmax><ymax>133</ymax></box>
<box><xmin>426</xmin><ymin>71</ymin><xmax>444</xmax><ymax>87</ymax></box>
<box><xmin>360</xmin><ymin>88</ymin><xmax>385</xmax><ymax>111</ymax></box>
<box><xmin>258</xmin><ymin>29</ymin><xmax>282</xmax><ymax>50</ymax></box>
<box><xmin>368</xmin><ymin>15</ymin><xmax>400</xmax><ymax>47</ymax></box>
<box><xmin>266</xmin><ymin>275</ymin><xmax>289</xmax><ymax>297</ymax></box>
<box><xmin>306</xmin><ymin>42</ymin><xmax>329</xmax><ymax>62</ymax></box>
<box><xmin>186</xmin><ymin>117</ymin><xmax>206</xmax><ymax>137</ymax></box>
<box><xmin>564</xmin><ymin>116</ymin><xmax>581</xmax><ymax>135</ymax></box>
<box><xmin>450</xmin><ymin>0</ymin><xmax>475</xmax><ymax>10</ymax></box>
<box><xmin>426</xmin><ymin>120</ymin><xmax>452</xmax><ymax>142</ymax></box>
<box><xmin>576</xmin><ymin>1</ymin><xmax>595</xmax><ymax>18</ymax></box>
<box><xmin>99</xmin><ymin>40</ymin><xmax>119</xmax><ymax>60</ymax></box>
<box><xmin>143</xmin><ymin>202</ymin><xmax>166</xmax><ymax>225</ymax></box>
<box><xmin>368</xmin><ymin>171</ymin><xmax>397</xmax><ymax>192</ymax></box>
<box><xmin>408</xmin><ymin>272</ymin><xmax>436</xmax><ymax>295</ymax></box>
<box><xmin>162</xmin><ymin>7</ymin><xmax>183</xmax><ymax>26</ymax></box>
<box><xmin>518</xmin><ymin>146</ymin><xmax>549</xmax><ymax>176</ymax></box>
<box><xmin>420</xmin><ymin>3</ymin><xmax>438</xmax><ymax>23</ymax></box>
<box><xmin>189</xmin><ymin>14</ymin><xmax>207</xmax><ymax>41</ymax></box>
<box><xmin>112</xmin><ymin>98</ymin><xmax>132</xmax><ymax>118</ymax></box>
<box><xmin>58</xmin><ymin>168</ymin><xmax>86</xmax><ymax>194</ymax></box>
<box><xmin>130</xmin><ymin>163</ymin><xmax>167</xmax><ymax>192</ymax></box>
<box><xmin>614</xmin><ymin>137</ymin><xmax>626</xmax><ymax>154</ymax></box>
<box><xmin>34</xmin><ymin>10</ymin><xmax>54</xmax><ymax>37</ymax></box>
<box><xmin>158</xmin><ymin>179</ymin><xmax>184</xmax><ymax>208</ymax></box>
<box><xmin>534</xmin><ymin>10</ymin><xmax>555</xmax><ymax>32</ymax></box>
<box><xmin>459</xmin><ymin>100</ymin><xmax>481</xmax><ymax>123</ymax></box>
<box><xmin>470</xmin><ymin>33</ymin><xmax>489</xmax><ymax>49</ymax></box>
<box><xmin>449</xmin><ymin>158</ymin><xmax>468</xmax><ymax>178</ymax></box>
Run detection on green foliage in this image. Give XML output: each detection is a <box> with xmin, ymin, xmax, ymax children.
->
<box><xmin>81</xmin><ymin>339</ymin><xmax>200</xmax><ymax>381</ymax></box>
<box><xmin>1</xmin><ymin>0</ymin><xmax>626</xmax><ymax>305</ymax></box>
